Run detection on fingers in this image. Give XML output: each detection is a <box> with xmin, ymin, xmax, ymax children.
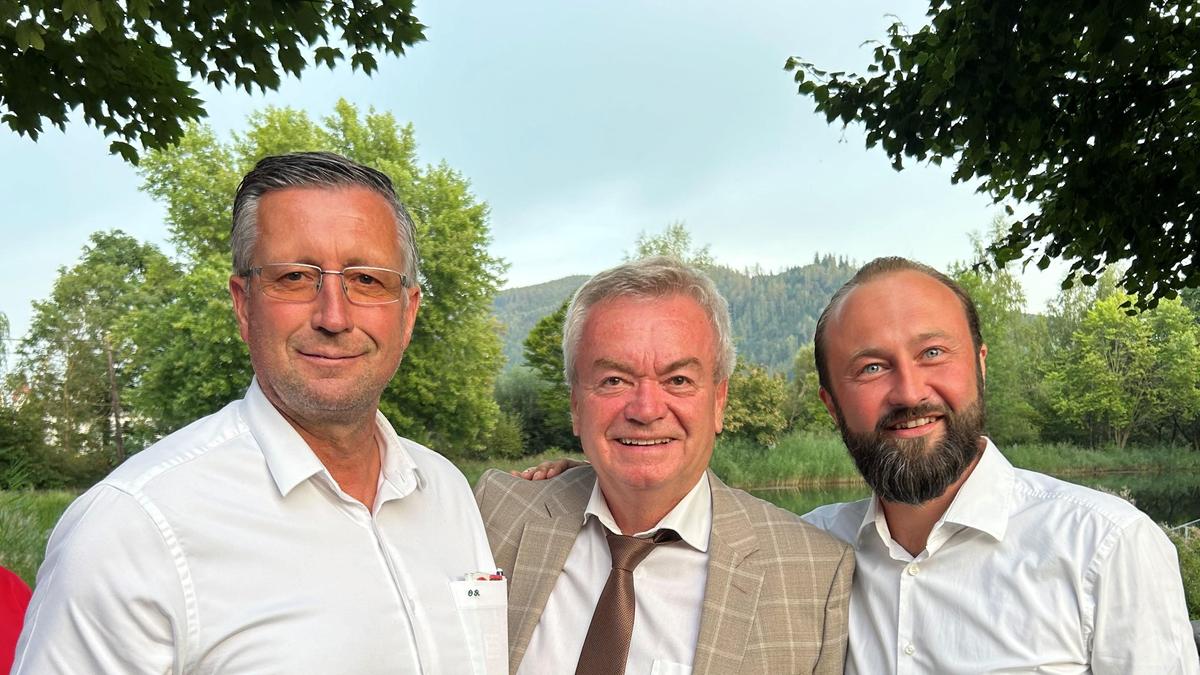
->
<box><xmin>510</xmin><ymin>459</ymin><xmax>584</xmax><ymax>481</ymax></box>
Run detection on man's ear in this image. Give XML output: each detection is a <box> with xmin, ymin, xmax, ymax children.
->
<box><xmin>570</xmin><ymin>386</ymin><xmax>580</xmax><ymax>436</ymax></box>
<box><xmin>229</xmin><ymin>274</ymin><xmax>252</xmax><ymax>344</ymax></box>
<box><xmin>713</xmin><ymin>378</ymin><xmax>729</xmax><ymax>434</ymax></box>
<box><xmin>818</xmin><ymin>386</ymin><xmax>839</xmax><ymax>427</ymax></box>
<box><xmin>978</xmin><ymin>343</ymin><xmax>988</xmax><ymax>384</ymax></box>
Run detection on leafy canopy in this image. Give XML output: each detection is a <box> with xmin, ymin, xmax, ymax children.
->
<box><xmin>0</xmin><ymin>1</ymin><xmax>425</xmax><ymax>161</ymax></box>
<box><xmin>786</xmin><ymin>0</ymin><xmax>1200</xmax><ymax>310</ymax></box>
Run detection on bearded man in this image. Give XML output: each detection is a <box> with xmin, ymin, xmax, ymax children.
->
<box><xmin>803</xmin><ymin>256</ymin><xmax>1197</xmax><ymax>674</ymax></box>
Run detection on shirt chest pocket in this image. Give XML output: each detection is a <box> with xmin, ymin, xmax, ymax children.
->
<box><xmin>449</xmin><ymin>578</ymin><xmax>509</xmax><ymax>675</ymax></box>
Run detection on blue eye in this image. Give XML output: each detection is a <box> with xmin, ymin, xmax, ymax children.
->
<box><xmin>924</xmin><ymin>347</ymin><xmax>943</xmax><ymax>358</ymax></box>
<box><xmin>861</xmin><ymin>363</ymin><xmax>882</xmax><ymax>374</ymax></box>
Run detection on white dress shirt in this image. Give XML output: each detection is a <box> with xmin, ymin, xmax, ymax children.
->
<box><xmin>518</xmin><ymin>472</ymin><xmax>712</xmax><ymax>675</ymax></box>
<box><xmin>14</xmin><ymin>379</ymin><xmax>499</xmax><ymax>675</ymax></box>
<box><xmin>804</xmin><ymin>438</ymin><xmax>1199</xmax><ymax>675</ymax></box>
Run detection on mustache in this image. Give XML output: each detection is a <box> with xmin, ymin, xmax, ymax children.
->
<box><xmin>875</xmin><ymin>403</ymin><xmax>951</xmax><ymax>432</ymax></box>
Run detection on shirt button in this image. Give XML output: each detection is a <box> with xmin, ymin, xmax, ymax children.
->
<box><xmin>903</xmin><ymin>643</ymin><xmax>916</xmax><ymax>656</ymax></box>
<box><xmin>906</xmin><ymin>563</ymin><xmax>920</xmax><ymax>576</ymax></box>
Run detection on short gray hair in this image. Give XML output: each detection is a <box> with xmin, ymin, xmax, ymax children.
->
<box><xmin>562</xmin><ymin>256</ymin><xmax>736</xmax><ymax>387</ymax></box>
<box><xmin>231</xmin><ymin>151</ymin><xmax>420</xmax><ymax>281</ymax></box>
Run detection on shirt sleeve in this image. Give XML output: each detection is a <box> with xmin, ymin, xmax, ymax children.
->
<box><xmin>1089</xmin><ymin>515</ymin><xmax>1200</xmax><ymax>674</ymax></box>
<box><xmin>12</xmin><ymin>484</ymin><xmax>187</xmax><ymax>675</ymax></box>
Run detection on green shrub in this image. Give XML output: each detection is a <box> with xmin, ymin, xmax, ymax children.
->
<box><xmin>487</xmin><ymin>411</ymin><xmax>527</xmax><ymax>460</ymax></box>
<box><xmin>1168</xmin><ymin>528</ymin><xmax>1200</xmax><ymax>620</ymax></box>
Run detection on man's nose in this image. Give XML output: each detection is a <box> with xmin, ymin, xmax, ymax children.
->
<box><xmin>624</xmin><ymin>381</ymin><xmax>667</xmax><ymax>424</ymax></box>
<box><xmin>887</xmin><ymin>362</ymin><xmax>930</xmax><ymax>408</ymax></box>
<box><xmin>312</xmin><ymin>272</ymin><xmax>353</xmax><ymax>333</ymax></box>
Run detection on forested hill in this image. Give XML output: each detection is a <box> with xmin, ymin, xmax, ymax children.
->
<box><xmin>493</xmin><ymin>255</ymin><xmax>857</xmax><ymax>373</ymax></box>
<box><xmin>493</xmin><ymin>275</ymin><xmax>590</xmax><ymax>367</ymax></box>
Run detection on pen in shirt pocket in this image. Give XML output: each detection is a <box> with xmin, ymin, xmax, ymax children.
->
<box><xmin>466</xmin><ymin>569</ymin><xmax>505</xmax><ymax>581</ymax></box>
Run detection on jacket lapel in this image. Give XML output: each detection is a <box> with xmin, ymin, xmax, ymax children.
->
<box><xmin>692</xmin><ymin>471</ymin><xmax>763</xmax><ymax>675</ymax></box>
<box><xmin>507</xmin><ymin>469</ymin><xmax>594</xmax><ymax>674</ymax></box>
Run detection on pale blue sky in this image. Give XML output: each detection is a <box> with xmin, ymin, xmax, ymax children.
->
<box><xmin>0</xmin><ymin>0</ymin><xmax>1066</xmax><ymax>344</ymax></box>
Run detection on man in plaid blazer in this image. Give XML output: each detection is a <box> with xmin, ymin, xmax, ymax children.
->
<box><xmin>476</xmin><ymin>257</ymin><xmax>853</xmax><ymax>675</ymax></box>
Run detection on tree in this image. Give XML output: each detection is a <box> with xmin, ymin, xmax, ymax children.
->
<box><xmin>785</xmin><ymin>344</ymin><xmax>834</xmax><ymax>433</ymax></box>
<box><xmin>1</xmin><ymin>1</ymin><xmax>425</xmax><ymax>162</ymax></box>
<box><xmin>130</xmin><ymin>100</ymin><xmax>505</xmax><ymax>455</ymax></box>
<box><xmin>11</xmin><ymin>231</ymin><xmax>174</xmax><ymax>468</ymax></box>
<box><xmin>626</xmin><ymin>221</ymin><xmax>714</xmax><ymax>267</ymax></box>
<box><xmin>786</xmin><ymin>1</ymin><xmax>1199</xmax><ymax>309</ymax></box>
<box><xmin>521</xmin><ymin>300</ymin><xmax>577</xmax><ymax>453</ymax></box>
<box><xmin>951</xmin><ymin>221</ymin><xmax>1045</xmax><ymax>444</ymax></box>
<box><xmin>1045</xmin><ymin>294</ymin><xmax>1200</xmax><ymax>448</ymax></box>
<box><xmin>723</xmin><ymin>361</ymin><xmax>789</xmax><ymax>448</ymax></box>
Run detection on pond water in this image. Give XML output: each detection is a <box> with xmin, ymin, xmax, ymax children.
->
<box><xmin>752</xmin><ymin>470</ymin><xmax>1200</xmax><ymax>528</ymax></box>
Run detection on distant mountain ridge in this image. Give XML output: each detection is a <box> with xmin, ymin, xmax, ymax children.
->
<box><xmin>492</xmin><ymin>256</ymin><xmax>856</xmax><ymax>373</ymax></box>
<box><xmin>493</xmin><ymin>275</ymin><xmax>589</xmax><ymax>368</ymax></box>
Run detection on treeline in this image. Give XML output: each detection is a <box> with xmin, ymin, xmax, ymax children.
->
<box><xmin>494</xmin><ymin>255</ymin><xmax>858</xmax><ymax>373</ymax></box>
<box><xmin>494</xmin><ymin>250</ymin><xmax>1200</xmax><ymax>458</ymax></box>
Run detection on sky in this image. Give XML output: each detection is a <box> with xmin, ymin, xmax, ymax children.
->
<box><xmin>0</xmin><ymin>0</ymin><xmax>1070</xmax><ymax>344</ymax></box>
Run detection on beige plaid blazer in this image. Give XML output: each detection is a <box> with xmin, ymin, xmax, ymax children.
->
<box><xmin>474</xmin><ymin>466</ymin><xmax>854</xmax><ymax>674</ymax></box>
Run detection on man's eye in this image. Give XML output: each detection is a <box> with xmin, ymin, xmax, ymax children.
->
<box><xmin>861</xmin><ymin>363</ymin><xmax>882</xmax><ymax>375</ymax></box>
<box><xmin>277</xmin><ymin>270</ymin><xmax>314</xmax><ymax>284</ymax></box>
<box><xmin>667</xmin><ymin>376</ymin><xmax>691</xmax><ymax>386</ymax></box>
<box><xmin>924</xmin><ymin>347</ymin><xmax>943</xmax><ymax>358</ymax></box>
<box><xmin>600</xmin><ymin>376</ymin><xmax>624</xmax><ymax>387</ymax></box>
<box><xmin>349</xmin><ymin>273</ymin><xmax>379</xmax><ymax>286</ymax></box>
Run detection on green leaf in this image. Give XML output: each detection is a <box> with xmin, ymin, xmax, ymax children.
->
<box><xmin>109</xmin><ymin>140</ymin><xmax>139</xmax><ymax>164</ymax></box>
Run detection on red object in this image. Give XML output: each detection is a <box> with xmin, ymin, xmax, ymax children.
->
<box><xmin>0</xmin><ymin>565</ymin><xmax>32</xmax><ymax>674</ymax></box>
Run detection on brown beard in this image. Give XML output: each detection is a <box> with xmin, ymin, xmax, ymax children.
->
<box><xmin>833</xmin><ymin>396</ymin><xmax>985</xmax><ymax>505</ymax></box>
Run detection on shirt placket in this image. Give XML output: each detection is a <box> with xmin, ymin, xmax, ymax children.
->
<box><xmin>895</xmin><ymin>559</ymin><xmax>920</xmax><ymax>675</ymax></box>
<box><xmin>369</xmin><ymin>514</ymin><xmax>439</xmax><ymax>674</ymax></box>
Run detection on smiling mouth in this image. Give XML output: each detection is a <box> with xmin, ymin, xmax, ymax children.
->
<box><xmin>889</xmin><ymin>416</ymin><xmax>939</xmax><ymax>430</ymax></box>
<box><xmin>300</xmin><ymin>351</ymin><xmax>361</xmax><ymax>360</ymax></box>
<box><xmin>617</xmin><ymin>438</ymin><xmax>673</xmax><ymax>446</ymax></box>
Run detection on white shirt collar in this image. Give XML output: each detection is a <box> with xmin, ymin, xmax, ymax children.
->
<box><xmin>584</xmin><ymin>471</ymin><xmax>713</xmax><ymax>553</ymax></box>
<box><xmin>241</xmin><ymin>377</ymin><xmax>425</xmax><ymax>500</ymax></box>
<box><xmin>939</xmin><ymin>438</ymin><xmax>1012</xmax><ymax>542</ymax></box>
<box><xmin>855</xmin><ymin>437</ymin><xmax>1013</xmax><ymax>554</ymax></box>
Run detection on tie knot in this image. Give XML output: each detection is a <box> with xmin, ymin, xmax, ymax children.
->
<box><xmin>605</xmin><ymin>529</ymin><xmax>678</xmax><ymax>572</ymax></box>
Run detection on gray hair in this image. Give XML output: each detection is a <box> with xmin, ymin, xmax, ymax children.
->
<box><xmin>230</xmin><ymin>151</ymin><xmax>420</xmax><ymax>282</ymax></box>
<box><xmin>562</xmin><ymin>256</ymin><xmax>736</xmax><ymax>388</ymax></box>
<box><xmin>813</xmin><ymin>256</ymin><xmax>983</xmax><ymax>391</ymax></box>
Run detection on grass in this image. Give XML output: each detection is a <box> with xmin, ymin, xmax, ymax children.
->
<box><xmin>1001</xmin><ymin>441</ymin><xmax>1200</xmax><ymax>475</ymax></box>
<box><xmin>0</xmin><ymin>490</ymin><xmax>76</xmax><ymax>587</ymax></box>
<box><xmin>454</xmin><ymin>448</ymin><xmax>588</xmax><ymax>487</ymax></box>
<box><xmin>710</xmin><ymin>430</ymin><xmax>1200</xmax><ymax>489</ymax></box>
<box><xmin>711</xmin><ymin>431</ymin><xmax>862</xmax><ymax>488</ymax></box>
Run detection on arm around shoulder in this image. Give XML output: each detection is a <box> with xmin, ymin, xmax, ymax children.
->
<box><xmin>13</xmin><ymin>485</ymin><xmax>186</xmax><ymax>674</ymax></box>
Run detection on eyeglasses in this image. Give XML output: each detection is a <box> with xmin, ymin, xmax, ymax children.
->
<box><xmin>243</xmin><ymin>263</ymin><xmax>410</xmax><ymax>306</ymax></box>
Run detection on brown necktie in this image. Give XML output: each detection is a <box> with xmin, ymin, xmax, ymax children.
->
<box><xmin>575</xmin><ymin>528</ymin><xmax>680</xmax><ymax>675</ymax></box>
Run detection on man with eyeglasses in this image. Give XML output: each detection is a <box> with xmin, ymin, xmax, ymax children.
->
<box><xmin>14</xmin><ymin>152</ymin><xmax>505</xmax><ymax>674</ymax></box>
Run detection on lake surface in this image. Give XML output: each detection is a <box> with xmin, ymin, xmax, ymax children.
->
<box><xmin>752</xmin><ymin>470</ymin><xmax>1200</xmax><ymax>528</ymax></box>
